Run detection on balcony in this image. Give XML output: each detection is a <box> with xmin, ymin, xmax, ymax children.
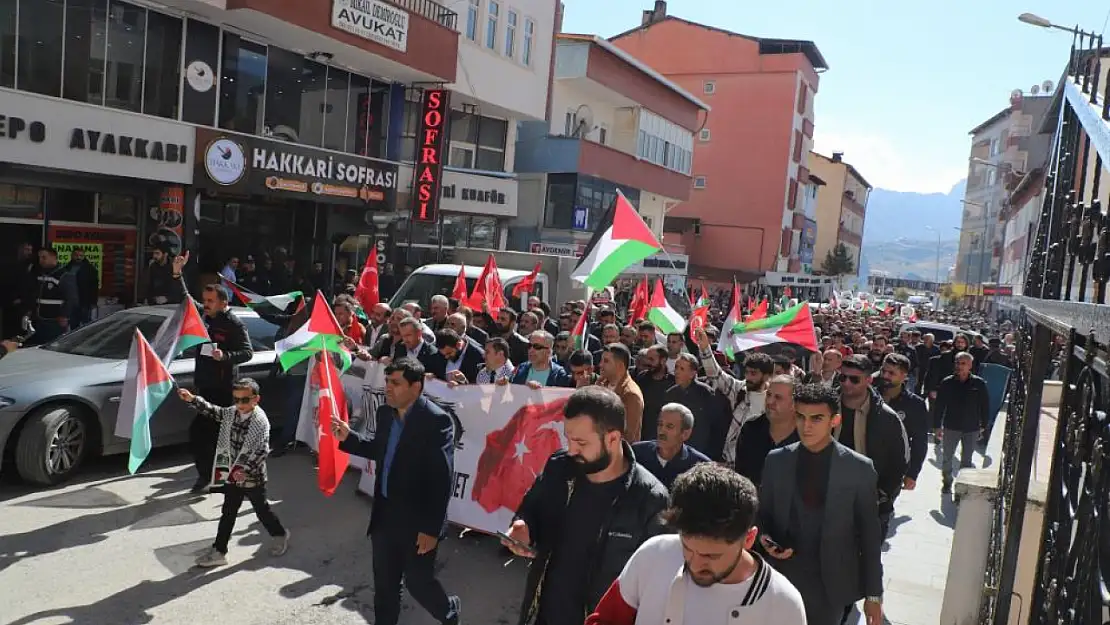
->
<box><xmin>841</xmin><ymin>194</ymin><xmax>866</xmax><ymax>216</ymax></box>
<box><xmin>225</xmin><ymin>0</ymin><xmax>459</xmax><ymax>82</ymax></box>
<box><xmin>837</xmin><ymin>227</ymin><xmax>862</xmax><ymax>247</ymax></box>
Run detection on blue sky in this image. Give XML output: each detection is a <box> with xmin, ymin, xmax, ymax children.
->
<box><xmin>560</xmin><ymin>0</ymin><xmax>1107</xmax><ymax>194</ymax></box>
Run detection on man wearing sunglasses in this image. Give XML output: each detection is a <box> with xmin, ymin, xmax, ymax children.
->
<box><xmin>510</xmin><ymin>330</ymin><xmax>572</xmax><ymax>388</ymax></box>
<box><xmin>835</xmin><ymin>355</ymin><xmax>909</xmax><ymax>541</ymax></box>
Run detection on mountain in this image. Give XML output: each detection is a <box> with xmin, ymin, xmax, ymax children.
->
<box><xmin>863</xmin><ymin>180</ymin><xmax>966</xmax><ymax>243</ymax></box>
<box><xmin>862</xmin><ymin>238</ymin><xmax>961</xmax><ymax>282</ymax></box>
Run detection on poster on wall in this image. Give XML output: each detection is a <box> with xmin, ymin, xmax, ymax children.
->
<box><xmin>147</xmin><ymin>186</ymin><xmax>185</xmax><ymax>256</ymax></box>
<box><xmin>47</xmin><ymin>225</ymin><xmax>137</xmax><ymax>301</ymax></box>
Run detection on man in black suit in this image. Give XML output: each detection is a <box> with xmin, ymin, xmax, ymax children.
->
<box><xmin>332</xmin><ymin>359</ymin><xmax>460</xmax><ymax>625</ymax></box>
<box><xmin>435</xmin><ymin>328</ymin><xmax>484</xmax><ymax>383</ymax></box>
<box><xmin>758</xmin><ymin>383</ymin><xmax>884</xmax><ymax>625</ymax></box>
<box><xmin>389</xmin><ymin>316</ymin><xmax>438</xmax><ymax>370</ymax></box>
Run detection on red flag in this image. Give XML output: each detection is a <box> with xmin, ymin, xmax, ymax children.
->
<box><xmin>730</xmin><ymin>279</ymin><xmax>741</xmax><ymax>313</ymax></box>
<box><xmin>472</xmin><ymin>398</ymin><xmax>569</xmax><ymax>513</ymax></box>
<box><xmin>314</xmin><ymin>353</ymin><xmax>350</xmax><ymax>496</ymax></box>
<box><xmin>512</xmin><ymin>261</ymin><xmax>542</xmax><ymax>298</ymax></box>
<box><xmin>627</xmin><ymin>278</ymin><xmax>649</xmax><ymax>323</ymax></box>
<box><xmin>747</xmin><ymin>299</ymin><xmax>769</xmax><ymax>322</ymax></box>
<box><xmin>468</xmin><ymin>255</ymin><xmax>505</xmax><ymax>316</ymax></box>
<box><xmin>688</xmin><ymin>305</ymin><xmax>709</xmax><ymax>341</ymax></box>
<box><xmin>354</xmin><ymin>251</ymin><xmax>380</xmax><ymax>312</ymax></box>
<box><xmin>698</xmin><ymin>284</ymin><xmax>709</xmax><ymax>306</ymax></box>
<box><xmin>451</xmin><ymin>265</ymin><xmax>469</xmax><ymax>303</ymax></box>
<box><xmin>783</xmin><ymin>286</ymin><xmax>793</xmax><ymax>298</ymax></box>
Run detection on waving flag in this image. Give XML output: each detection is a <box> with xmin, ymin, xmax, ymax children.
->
<box><xmin>451</xmin><ymin>265</ymin><xmax>469</xmax><ymax>303</ymax></box>
<box><xmin>276</xmin><ymin>291</ymin><xmax>352</xmax><ymax>372</ymax></box>
<box><xmin>717</xmin><ymin>282</ymin><xmax>744</xmax><ymax>360</ymax></box>
<box><xmin>116</xmin><ymin>329</ymin><xmax>175</xmax><ymax>473</ymax></box>
<box><xmin>468</xmin><ymin>255</ymin><xmax>506</xmax><ymax>316</ymax></box>
<box><xmin>687</xmin><ymin>305</ymin><xmax>709</xmax><ymax>341</ymax></box>
<box><xmin>472</xmin><ymin>397</ymin><xmax>569</xmax><ymax>513</ymax></box>
<box><xmin>354</xmin><ymin>251</ymin><xmax>380</xmax><ymax>312</ymax></box>
<box><xmin>150</xmin><ymin>298</ymin><xmax>209</xmax><ymax>365</ymax></box>
<box><xmin>627</xmin><ymin>277</ymin><xmax>649</xmax><ymax>323</ymax></box>
<box><xmin>572</xmin><ymin>190</ymin><xmax>662</xmax><ymax>290</ymax></box>
<box><xmin>746</xmin><ymin>298</ymin><xmax>769</xmax><ymax>322</ymax></box>
<box><xmin>512</xmin><ymin>262</ymin><xmax>542</xmax><ymax>298</ymax></box>
<box><xmin>646</xmin><ymin>279</ymin><xmax>685</xmax><ymax>335</ymax></box>
<box><xmin>570</xmin><ymin>306</ymin><xmax>590</xmax><ymax>351</ymax></box>
<box><xmin>696</xmin><ymin>284</ymin><xmax>711</xmax><ymax>308</ymax></box>
<box><xmin>314</xmin><ymin>353</ymin><xmax>350</xmax><ymax>496</ymax></box>
<box><xmin>723</xmin><ymin>302</ymin><xmax>819</xmax><ymax>354</ymax></box>
<box><xmin>222</xmin><ymin>277</ymin><xmax>302</xmax><ymax>314</ymax></box>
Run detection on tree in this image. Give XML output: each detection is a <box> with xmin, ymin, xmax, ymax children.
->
<box><xmin>893</xmin><ymin>287</ymin><xmax>910</xmax><ymax>302</ymax></box>
<box><xmin>821</xmin><ymin>243</ymin><xmax>856</xmax><ymax>279</ymax></box>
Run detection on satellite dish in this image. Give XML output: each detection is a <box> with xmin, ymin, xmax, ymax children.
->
<box><xmin>1030</xmin><ymin>85</ymin><xmax>1040</xmax><ymax>95</ymax></box>
<box><xmin>573</xmin><ymin>104</ymin><xmax>595</xmax><ymax>139</ymax></box>
<box><xmin>1043</xmin><ymin>80</ymin><xmax>1054</xmax><ymax>93</ymax></box>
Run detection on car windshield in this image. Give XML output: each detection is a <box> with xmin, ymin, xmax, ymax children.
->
<box><xmin>389</xmin><ymin>273</ymin><xmax>533</xmax><ymax>309</ymax></box>
<box><xmin>40</xmin><ymin>311</ymin><xmax>167</xmax><ymax>359</ymax></box>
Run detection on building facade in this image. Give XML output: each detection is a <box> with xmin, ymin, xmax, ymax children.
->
<box><xmin>608</xmin><ymin>0</ymin><xmax>826</xmax><ymax>284</ymax></box>
<box><xmin>808</xmin><ymin>151</ymin><xmax>871</xmax><ymax>283</ymax></box>
<box><xmin>511</xmin><ymin>32</ymin><xmax>709</xmax><ymax>265</ymax></box>
<box><xmin>957</xmin><ymin>108</ymin><xmax>1012</xmax><ymax>289</ymax></box>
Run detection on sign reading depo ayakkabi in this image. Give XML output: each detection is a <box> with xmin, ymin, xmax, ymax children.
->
<box><xmin>332</xmin><ymin>0</ymin><xmax>409</xmax><ymax>52</ymax></box>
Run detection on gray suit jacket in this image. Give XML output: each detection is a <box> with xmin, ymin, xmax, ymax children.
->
<box><xmin>758</xmin><ymin>441</ymin><xmax>884</xmax><ymax>605</ymax></box>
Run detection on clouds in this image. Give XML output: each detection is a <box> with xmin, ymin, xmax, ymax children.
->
<box><xmin>813</xmin><ymin>130</ymin><xmax>967</xmax><ymax>194</ymax></box>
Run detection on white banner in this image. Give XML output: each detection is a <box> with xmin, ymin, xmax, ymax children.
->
<box><xmin>295</xmin><ymin>359</ymin><xmax>575</xmax><ymax>534</ymax></box>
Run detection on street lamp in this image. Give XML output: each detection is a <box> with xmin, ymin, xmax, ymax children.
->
<box><xmin>1018</xmin><ymin>12</ymin><xmax>1077</xmax><ymax>33</ymax></box>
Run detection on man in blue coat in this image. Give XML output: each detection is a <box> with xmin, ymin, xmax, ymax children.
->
<box><xmin>510</xmin><ymin>330</ymin><xmax>573</xmax><ymax>388</ymax></box>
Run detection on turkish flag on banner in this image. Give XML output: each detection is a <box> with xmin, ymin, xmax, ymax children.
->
<box><xmin>452</xmin><ymin>265</ymin><xmax>469</xmax><ymax>303</ymax></box>
<box><xmin>472</xmin><ymin>397</ymin><xmax>569</xmax><ymax>513</ymax></box>
<box><xmin>314</xmin><ymin>355</ymin><xmax>350</xmax><ymax>496</ymax></box>
<box><xmin>354</xmin><ymin>251</ymin><xmax>379</xmax><ymax>311</ymax></box>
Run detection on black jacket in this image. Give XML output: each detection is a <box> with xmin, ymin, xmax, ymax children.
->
<box><xmin>68</xmin><ymin>259</ymin><xmax>98</xmax><ymax>308</ymax></box>
<box><xmin>504</xmin><ymin>331</ymin><xmax>530</xmax><ymax>367</ymax></box>
<box><xmin>390</xmin><ymin>340</ymin><xmax>439</xmax><ymax>371</ymax></box>
<box><xmin>145</xmin><ymin>260</ymin><xmax>180</xmax><ymax>304</ymax></box>
<box><xmin>339</xmin><ymin>396</ymin><xmax>455</xmax><ymax>538</ymax></box>
<box><xmin>925</xmin><ymin>351</ymin><xmax>956</xmax><ymax>393</ymax></box>
<box><xmin>634</xmin><ymin>371</ymin><xmax>675</xmax><ymax>439</ymax></box>
<box><xmin>662</xmin><ymin>380</ymin><xmax>721</xmax><ymax>456</ymax></box>
<box><xmin>914</xmin><ymin>344</ymin><xmax>940</xmax><ymax>393</ymax></box>
<box><xmin>838</xmin><ymin>388</ymin><xmax>910</xmax><ymax>514</ymax></box>
<box><xmin>466</xmin><ymin>326</ymin><xmax>489</xmax><ymax>347</ymax></box>
<box><xmin>884</xmin><ymin>386</ymin><xmax>929</xmax><ymax>480</ymax></box>
<box><xmin>177</xmin><ymin>279</ymin><xmax>253</xmax><ymax>392</ymax></box>
<box><xmin>514</xmin><ymin>443</ymin><xmax>669</xmax><ymax>625</ymax></box>
<box><xmin>895</xmin><ymin>342</ymin><xmax>919</xmax><ymax>373</ymax></box>
<box><xmin>934</xmin><ymin>374</ymin><xmax>990</xmax><ymax>432</ymax></box>
<box><xmin>427</xmin><ymin>341</ymin><xmax>485</xmax><ymax>382</ymax></box>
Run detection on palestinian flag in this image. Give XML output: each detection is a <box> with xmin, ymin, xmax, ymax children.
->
<box><xmin>150</xmin><ymin>297</ymin><xmax>209</xmax><ymax>365</ymax></box>
<box><xmin>315</xmin><ymin>353</ymin><xmax>350</xmax><ymax>496</ymax></box>
<box><xmin>722</xmin><ymin>301</ymin><xmax>818</xmax><ymax>354</ymax></box>
<box><xmin>275</xmin><ymin>291</ymin><xmax>352</xmax><ymax>372</ymax></box>
<box><xmin>696</xmin><ymin>284</ymin><xmax>711</xmax><ymax>308</ymax></box>
<box><xmin>570</xmin><ymin>306</ymin><xmax>590</xmax><ymax>351</ymax></box>
<box><xmin>116</xmin><ymin>329</ymin><xmax>175</xmax><ymax>474</ymax></box>
<box><xmin>646</xmin><ymin>279</ymin><xmax>685</xmax><ymax>335</ymax></box>
<box><xmin>572</xmin><ymin>190</ymin><xmax>662</xmax><ymax>290</ymax></box>
<box><xmin>222</xmin><ymin>277</ymin><xmax>302</xmax><ymax>314</ymax></box>
<box><xmin>717</xmin><ymin>281</ymin><xmax>744</xmax><ymax>360</ymax></box>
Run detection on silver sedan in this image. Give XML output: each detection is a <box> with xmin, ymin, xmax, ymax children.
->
<box><xmin>0</xmin><ymin>306</ymin><xmax>286</xmax><ymax>485</ymax></box>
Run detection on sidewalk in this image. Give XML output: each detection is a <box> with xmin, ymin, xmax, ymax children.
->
<box><xmin>847</xmin><ymin>438</ymin><xmax>971</xmax><ymax>625</ymax></box>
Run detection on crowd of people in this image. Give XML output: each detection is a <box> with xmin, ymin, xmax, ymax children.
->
<box><xmin>1</xmin><ymin>240</ymin><xmax>1017</xmax><ymax>624</ymax></box>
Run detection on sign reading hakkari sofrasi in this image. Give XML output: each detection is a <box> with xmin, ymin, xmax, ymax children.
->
<box><xmin>331</xmin><ymin>0</ymin><xmax>409</xmax><ymax>52</ymax></box>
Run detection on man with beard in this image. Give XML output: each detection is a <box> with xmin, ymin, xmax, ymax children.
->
<box><xmin>664</xmin><ymin>332</ymin><xmax>686</xmax><ymax>374</ymax></box>
<box><xmin>594</xmin><ymin>324</ymin><xmax>621</xmax><ymax>367</ymax></box>
<box><xmin>503</xmin><ymin>386</ymin><xmax>668</xmax><ymax>625</ymax></box>
<box><xmin>588</xmin><ymin>464</ymin><xmax>806</xmax><ymax>625</ymax></box>
<box><xmin>804</xmin><ymin>349</ymin><xmax>843</xmax><ymax>388</ymax></box>
<box><xmin>694</xmin><ymin>328</ymin><xmax>772</xmax><ymax>467</ymax></box>
<box><xmin>634</xmin><ymin>345</ymin><xmax>675</xmax><ymax>439</ymax></box>
<box><xmin>599</xmin><ymin>343</ymin><xmax>645</xmax><ymax>441</ymax></box>
<box><xmin>662</xmin><ymin>353</ymin><xmax>719</xmax><ymax>455</ymax></box>
<box><xmin>876</xmin><ymin>353</ymin><xmax>928</xmax><ymax>493</ymax></box>
<box><xmin>914</xmin><ymin>333</ymin><xmax>940</xmax><ymax>395</ymax></box>
<box><xmin>734</xmin><ymin>374</ymin><xmax>800</xmax><ymax>486</ymax></box>
<box><xmin>632</xmin><ymin>403</ymin><xmax>710</xmax><ymax>489</ymax></box>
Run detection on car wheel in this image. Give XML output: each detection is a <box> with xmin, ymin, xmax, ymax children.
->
<box><xmin>14</xmin><ymin>405</ymin><xmax>92</xmax><ymax>485</ymax></box>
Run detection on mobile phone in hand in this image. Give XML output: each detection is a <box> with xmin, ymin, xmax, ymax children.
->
<box><xmin>496</xmin><ymin>530</ymin><xmax>536</xmax><ymax>557</ymax></box>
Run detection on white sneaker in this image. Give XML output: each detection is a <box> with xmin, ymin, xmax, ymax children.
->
<box><xmin>195</xmin><ymin>548</ymin><xmax>228</xmax><ymax>568</ymax></box>
<box><xmin>270</xmin><ymin>529</ymin><xmax>290</xmax><ymax>557</ymax></box>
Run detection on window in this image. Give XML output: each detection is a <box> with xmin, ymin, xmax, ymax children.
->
<box><xmin>264</xmin><ymin>49</ymin><xmax>327</xmax><ymax>147</ymax></box>
<box><xmin>477</xmin><ymin>116</ymin><xmax>507</xmax><ymax>170</ymax></box>
<box><xmin>990</xmin><ymin>137</ymin><xmax>1001</xmax><ymax>156</ymax></box>
<box><xmin>219</xmin><ymin>34</ymin><xmax>268</xmax><ymax>134</ymax></box>
<box><xmin>699</xmin><ymin>128</ymin><xmax>710</xmax><ymax>142</ymax></box>
<box><xmin>465</xmin><ymin>0</ymin><xmax>479</xmax><ymax>41</ymax></box>
<box><xmin>486</xmin><ymin>1</ymin><xmax>499</xmax><ymax>50</ymax></box>
<box><xmin>322</xmin><ymin>67</ymin><xmax>350</xmax><ymax>152</ymax></box>
<box><xmin>565</xmin><ymin>109</ymin><xmax>577</xmax><ymax>136</ymax></box>
<box><xmin>703</xmin><ymin>80</ymin><xmax>715</xmax><ymax>94</ymax></box>
<box><xmin>62</xmin><ymin>0</ymin><xmax>108</xmax><ymax>104</ymax></box>
<box><xmin>0</xmin><ymin>184</ymin><xmax>44</xmax><ymax>220</ymax></box>
<box><xmin>792</xmin><ymin>130</ymin><xmax>803</xmax><ymax>163</ymax></box>
<box><xmin>544</xmin><ymin>175</ymin><xmax>639</xmax><ymax>230</ymax></box>
<box><xmin>103</xmin><ymin>0</ymin><xmax>145</xmax><ymax>112</ymax></box>
<box><xmin>449</xmin><ymin>145</ymin><xmax>474</xmax><ymax>168</ymax></box>
<box><xmin>797</xmin><ymin>83</ymin><xmax>807</xmax><ymax>115</ymax></box>
<box><xmin>46</xmin><ymin>188</ymin><xmax>96</xmax><ymax>222</ymax></box>
<box><xmin>143</xmin><ymin>10</ymin><xmax>182</xmax><ymax>119</ymax></box>
<box><xmin>1</xmin><ymin>0</ymin><xmax>16</xmax><ymax>87</ymax></box>
<box><xmin>694</xmin><ymin>176</ymin><xmax>707</xmax><ymax>189</ymax></box>
<box><xmin>986</xmin><ymin>168</ymin><xmax>997</xmax><ymax>187</ymax></box>
<box><xmin>636</xmin><ymin>110</ymin><xmax>694</xmax><ymax>175</ymax></box>
<box><xmin>598</xmin><ymin>125</ymin><xmax>608</xmax><ymax>145</ymax></box>
<box><xmin>348</xmin><ymin>76</ymin><xmax>388</xmax><ymax>158</ymax></box>
<box><xmin>523</xmin><ymin>18</ymin><xmax>534</xmax><ymax>66</ymax></box>
<box><xmin>98</xmin><ymin>193</ymin><xmax>138</xmax><ymax>225</ymax></box>
<box><xmin>17</xmin><ymin>0</ymin><xmax>64</xmax><ymax>96</ymax></box>
<box><xmin>399</xmin><ymin>89</ymin><xmax>421</xmax><ymax>162</ymax></box>
<box><xmin>505</xmin><ymin>10</ymin><xmax>517</xmax><ymax>58</ymax></box>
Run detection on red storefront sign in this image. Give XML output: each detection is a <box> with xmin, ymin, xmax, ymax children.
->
<box><xmin>412</xmin><ymin>89</ymin><xmax>450</xmax><ymax>222</ymax></box>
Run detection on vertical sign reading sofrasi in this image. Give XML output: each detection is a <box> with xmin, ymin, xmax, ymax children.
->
<box><xmin>412</xmin><ymin>89</ymin><xmax>450</xmax><ymax>223</ymax></box>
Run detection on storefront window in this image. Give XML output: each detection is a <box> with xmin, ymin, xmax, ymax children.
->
<box><xmin>264</xmin><ymin>47</ymin><xmax>305</xmax><ymax>143</ymax></box>
<box><xmin>0</xmin><ymin>184</ymin><xmax>44</xmax><ymax>219</ymax></box>
<box><xmin>298</xmin><ymin>58</ymin><xmax>327</xmax><ymax>147</ymax></box>
<box><xmin>477</xmin><ymin>117</ymin><xmax>507</xmax><ymax>171</ymax></box>
<box><xmin>16</xmin><ymin>0</ymin><xmax>63</xmax><ymax>96</ymax></box>
<box><xmin>543</xmin><ymin>173</ymin><xmax>577</xmax><ymax>230</ymax></box>
<box><xmin>543</xmin><ymin>175</ymin><xmax>639</xmax><ymax>230</ymax></box>
<box><xmin>142</xmin><ymin>10</ymin><xmax>181</xmax><ymax>119</ymax></box>
<box><xmin>46</xmin><ymin>188</ymin><xmax>96</xmax><ymax>223</ymax></box>
<box><xmin>441</xmin><ymin>214</ymin><xmax>468</xmax><ymax>247</ymax></box>
<box><xmin>469</xmin><ymin>216</ymin><xmax>497</xmax><ymax>248</ymax></box>
<box><xmin>219</xmin><ymin>33</ymin><xmax>267</xmax><ymax>134</ymax></box>
<box><xmin>62</xmin><ymin>0</ymin><xmax>108</xmax><ymax>104</ymax></box>
<box><xmin>98</xmin><ymin>193</ymin><xmax>138</xmax><ymax>225</ymax></box>
<box><xmin>322</xmin><ymin>67</ymin><xmax>350</xmax><ymax>152</ymax></box>
<box><xmin>1</xmin><ymin>0</ymin><xmax>14</xmax><ymax>88</ymax></box>
<box><xmin>103</xmin><ymin>0</ymin><xmax>145</xmax><ymax>112</ymax></box>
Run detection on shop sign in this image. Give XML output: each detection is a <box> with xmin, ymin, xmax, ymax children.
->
<box><xmin>331</xmin><ymin>0</ymin><xmax>409</xmax><ymax>53</ymax></box>
<box><xmin>440</xmin><ymin>170</ymin><xmax>518</xmax><ymax>217</ymax></box>
<box><xmin>195</xmin><ymin>129</ymin><xmax>400</xmax><ymax>208</ymax></box>
<box><xmin>982</xmin><ymin>285</ymin><xmax>1014</xmax><ymax>296</ymax></box>
<box><xmin>762</xmin><ymin>271</ymin><xmax>834</xmax><ymax>287</ymax></box>
<box><xmin>411</xmin><ymin>89</ymin><xmax>450</xmax><ymax>223</ymax></box>
<box><xmin>623</xmin><ymin>253</ymin><xmax>689</xmax><ymax>276</ymax></box>
<box><xmin>530</xmin><ymin>242</ymin><xmax>583</xmax><ymax>257</ymax></box>
<box><xmin>0</xmin><ymin>87</ymin><xmax>195</xmax><ymax>184</ymax></box>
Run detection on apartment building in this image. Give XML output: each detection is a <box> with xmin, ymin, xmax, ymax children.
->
<box><xmin>809</xmin><ymin>151</ymin><xmax>871</xmax><ymax>282</ymax></box>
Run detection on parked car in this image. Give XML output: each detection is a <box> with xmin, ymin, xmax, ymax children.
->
<box><xmin>0</xmin><ymin>306</ymin><xmax>285</xmax><ymax>485</ymax></box>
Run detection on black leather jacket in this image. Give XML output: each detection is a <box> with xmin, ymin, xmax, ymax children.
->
<box><xmin>513</xmin><ymin>442</ymin><xmax>669</xmax><ymax>625</ymax></box>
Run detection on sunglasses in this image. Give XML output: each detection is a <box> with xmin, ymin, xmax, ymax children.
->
<box><xmin>529</xmin><ymin>344</ymin><xmax>549</xmax><ymax>351</ymax></box>
<box><xmin>232</xmin><ymin>396</ymin><xmax>256</xmax><ymax>405</ymax></box>
<box><xmin>842</xmin><ymin>374</ymin><xmax>865</xmax><ymax>384</ymax></box>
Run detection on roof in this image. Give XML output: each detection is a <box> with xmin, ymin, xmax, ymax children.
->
<box><xmin>557</xmin><ymin>33</ymin><xmax>710</xmax><ymax>111</ymax></box>
<box><xmin>968</xmin><ymin>107</ymin><xmax>1011</xmax><ymax>136</ymax></box>
<box><xmin>808</xmin><ymin>173</ymin><xmax>828</xmax><ymax>186</ymax></box>
<box><xmin>811</xmin><ymin>152</ymin><xmax>873</xmax><ymax>190</ymax></box>
<box><xmin>609</xmin><ymin>16</ymin><xmax>828</xmax><ymax>70</ymax></box>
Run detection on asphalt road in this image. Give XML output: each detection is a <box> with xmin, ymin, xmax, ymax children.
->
<box><xmin>0</xmin><ymin>448</ymin><xmax>527</xmax><ymax>625</ymax></box>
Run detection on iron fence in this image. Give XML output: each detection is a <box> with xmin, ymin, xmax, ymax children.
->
<box><xmin>384</xmin><ymin>0</ymin><xmax>458</xmax><ymax>30</ymax></box>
